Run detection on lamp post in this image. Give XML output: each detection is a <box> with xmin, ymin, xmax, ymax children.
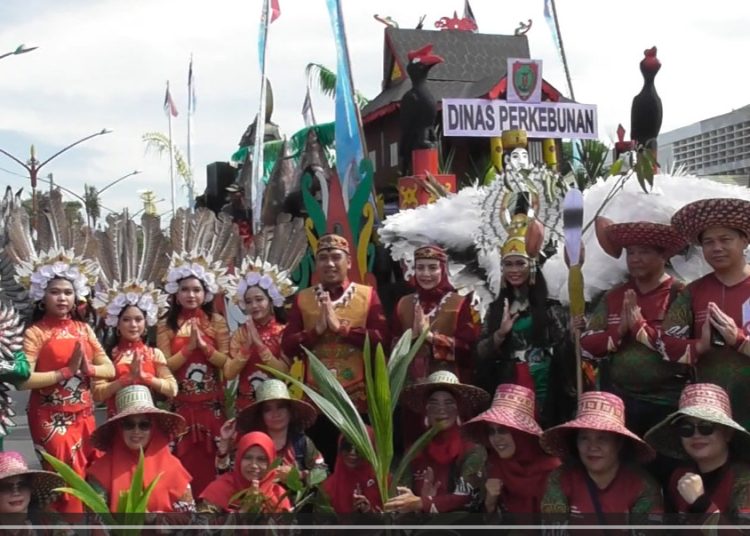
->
<box><xmin>0</xmin><ymin>128</ymin><xmax>112</xmax><ymax>223</ymax></box>
<box><xmin>0</xmin><ymin>44</ymin><xmax>38</xmax><ymax>61</ymax></box>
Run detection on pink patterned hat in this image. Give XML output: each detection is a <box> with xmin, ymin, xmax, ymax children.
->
<box><xmin>540</xmin><ymin>391</ymin><xmax>655</xmax><ymax>462</ymax></box>
<box><xmin>0</xmin><ymin>451</ymin><xmax>64</xmax><ymax>505</ymax></box>
<box><xmin>462</xmin><ymin>384</ymin><xmax>542</xmax><ymax>444</ymax></box>
<box><xmin>645</xmin><ymin>383</ymin><xmax>750</xmax><ymax>460</ymax></box>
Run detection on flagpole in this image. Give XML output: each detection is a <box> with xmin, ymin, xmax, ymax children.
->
<box><xmin>549</xmin><ymin>0</ymin><xmax>575</xmax><ymax>100</ymax></box>
<box><xmin>187</xmin><ymin>54</ymin><xmax>195</xmax><ymax>210</ymax></box>
<box><xmin>167</xmin><ymin>80</ymin><xmax>176</xmax><ymax>217</ymax></box>
<box><xmin>250</xmin><ymin>0</ymin><xmax>271</xmax><ymax>234</ymax></box>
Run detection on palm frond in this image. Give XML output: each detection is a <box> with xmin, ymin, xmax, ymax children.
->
<box><xmin>142</xmin><ymin>132</ymin><xmax>194</xmax><ymax>192</ymax></box>
<box><xmin>305</xmin><ymin>62</ymin><xmax>370</xmax><ymax>109</ymax></box>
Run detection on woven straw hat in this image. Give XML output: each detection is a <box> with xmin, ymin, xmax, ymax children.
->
<box><xmin>671</xmin><ymin>198</ymin><xmax>750</xmax><ymax>245</ymax></box>
<box><xmin>462</xmin><ymin>384</ymin><xmax>542</xmax><ymax>445</ymax></box>
<box><xmin>402</xmin><ymin>371</ymin><xmax>490</xmax><ymax>417</ymax></box>
<box><xmin>596</xmin><ymin>219</ymin><xmax>687</xmax><ymax>259</ymax></box>
<box><xmin>0</xmin><ymin>451</ymin><xmax>64</xmax><ymax>506</ymax></box>
<box><xmin>645</xmin><ymin>383</ymin><xmax>750</xmax><ymax>460</ymax></box>
<box><xmin>540</xmin><ymin>391</ymin><xmax>655</xmax><ymax>462</ymax></box>
<box><xmin>90</xmin><ymin>385</ymin><xmax>187</xmax><ymax>450</ymax></box>
<box><xmin>236</xmin><ymin>379</ymin><xmax>318</xmax><ymax>432</ymax></box>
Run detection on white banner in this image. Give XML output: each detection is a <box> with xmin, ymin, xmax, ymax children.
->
<box><xmin>442</xmin><ymin>98</ymin><xmax>598</xmax><ymax>139</ymax></box>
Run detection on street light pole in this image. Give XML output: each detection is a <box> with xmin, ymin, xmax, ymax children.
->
<box><xmin>0</xmin><ymin>128</ymin><xmax>112</xmax><ymax>224</ymax></box>
<box><xmin>0</xmin><ymin>44</ymin><xmax>38</xmax><ymax>61</ymax></box>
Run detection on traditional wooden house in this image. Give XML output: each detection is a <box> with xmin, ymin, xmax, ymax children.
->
<box><xmin>362</xmin><ymin>23</ymin><xmax>568</xmax><ymax>193</ymax></box>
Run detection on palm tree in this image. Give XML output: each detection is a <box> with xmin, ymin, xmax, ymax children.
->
<box><xmin>83</xmin><ymin>184</ymin><xmax>101</xmax><ymax>227</ymax></box>
<box><xmin>562</xmin><ymin>139</ymin><xmax>612</xmax><ymax>190</ymax></box>
<box><xmin>305</xmin><ymin>63</ymin><xmax>370</xmax><ymax>110</ymax></box>
<box><xmin>142</xmin><ymin>132</ymin><xmax>194</xmax><ymax>203</ymax></box>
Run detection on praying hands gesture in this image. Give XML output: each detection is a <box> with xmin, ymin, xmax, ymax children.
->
<box><xmin>60</xmin><ymin>342</ymin><xmax>83</xmax><ymax>381</ymax></box>
<box><xmin>698</xmin><ymin>302</ymin><xmax>740</xmax><ymax>353</ymax></box>
<box><xmin>186</xmin><ymin>319</ymin><xmax>215</xmax><ymax>357</ymax></box>
<box><xmin>315</xmin><ymin>289</ymin><xmax>342</xmax><ymax>334</ymax></box>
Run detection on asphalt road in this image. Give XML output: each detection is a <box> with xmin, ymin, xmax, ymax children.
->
<box><xmin>5</xmin><ymin>389</ymin><xmax>106</xmax><ymax>469</ymax></box>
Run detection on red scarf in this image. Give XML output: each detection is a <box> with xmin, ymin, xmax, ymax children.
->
<box><xmin>199</xmin><ymin>431</ymin><xmax>290</xmax><ymax>513</ymax></box>
<box><xmin>419</xmin><ymin>424</ymin><xmax>464</xmax><ymax>467</ymax></box>
<box><xmin>322</xmin><ymin>430</ymin><xmax>382</xmax><ymax>514</ymax></box>
<box><xmin>486</xmin><ymin>431</ymin><xmax>560</xmax><ymax>514</ymax></box>
<box><xmin>86</xmin><ymin>429</ymin><xmax>191</xmax><ymax>512</ymax></box>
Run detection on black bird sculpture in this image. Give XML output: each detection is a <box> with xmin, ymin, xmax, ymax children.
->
<box><xmin>630</xmin><ymin>46</ymin><xmax>662</xmax><ymax>152</ymax></box>
<box><xmin>399</xmin><ymin>44</ymin><xmax>444</xmax><ymax>176</ymax></box>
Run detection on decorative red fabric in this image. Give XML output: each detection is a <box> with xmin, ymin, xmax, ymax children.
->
<box><xmin>419</xmin><ymin>424</ymin><xmax>464</xmax><ymax>467</ymax></box>
<box><xmin>87</xmin><ymin>428</ymin><xmax>191</xmax><ymax>512</ymax></box>
<box><xmin>486</xmin><ymin>430</ymin><xmax>560</xmax><ymax>513</ymax></box>
<box><xmin>322</xmin><ymin>430</ymin><xmax>383</xmax><ymax>514</ymax></box>
<box><xmin>199</xmin><ymin>431</ymin><xmax>290</xmax><ymax>513</ymax></box>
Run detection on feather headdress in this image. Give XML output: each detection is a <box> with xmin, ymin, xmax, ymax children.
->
<box><xmin>226</xmin><ymin>213</ymin><xmax>307</xmax><ymax>308</ymax></box>
<box><xmin>164</xmin><ymin>208</ymin><xmax>240</xmax><ymax>303</ymax></box>
<box><xmin>92</xmin><ymin>211</ymin><xmax>171</xmax><ymax>326</ymax></box>
<box><xmin>0</xmin><ymin>304</ymin><xmax>23</xmax><ymax>439</ymax></box>
<box><xmin>4</xmin><ymin>189</ymin><xmax>99</xmax><ymax>302</ymax></box>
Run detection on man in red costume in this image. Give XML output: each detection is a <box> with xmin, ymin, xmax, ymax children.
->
<box><xmin>579</xmin><ymin>219</ymin><xmax>688</xmax><ymax>436</ymax></box>
<box><xmin>657</xmin><ymin>198</ymin><xmax>750</xmax><ymax>429</ymax></box>
<box><xmin>281</xmin><ymin>233</ymin><xmax>388</xmax><ymax>463</ymax></box>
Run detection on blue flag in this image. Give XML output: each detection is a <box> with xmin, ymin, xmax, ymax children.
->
<box><xmin>326</xmin><ymin>0</ymin><xmax>365</xmax><ymax>206</ymax></box>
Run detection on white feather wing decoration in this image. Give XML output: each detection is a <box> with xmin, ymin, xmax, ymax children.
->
<box><xmin>544</xmin><ymin>173</ymin><xmax>750</xmax><ymax>304</ymax></box>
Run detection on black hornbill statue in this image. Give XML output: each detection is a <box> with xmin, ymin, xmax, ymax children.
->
<box><xmin>399</xmin><ymin>44</ymin><xmax>444</xmax><ymax>176</ymax></box>
<box><xmin>630</xmin><ymin>46</ymin><xmax>662</xmax><ymax>152</ymax></box>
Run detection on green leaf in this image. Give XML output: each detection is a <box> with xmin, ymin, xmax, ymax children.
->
<box><xmin>387</xmin><ymin>328</ymin><xmax>428</xmax><ymax>414</ymax></box>
<box><xmin>373</xmin><ymin>343</ymin><xmax>393</xmax><ymax>502</ymax></box>
<box><xmin>285</xmin><ymin>466</ymin><xmax>304</xmax><ymax>493</ymax></box>
<box><xmin>41</xmin><ymin>452</ymin><xmax>114</xmax><ymax>522</ymax></box>
<box><xmin>634</xmin><ymin>149</ymin><xmax>655</xmax><ymax>193</ymax></box>
<box><xmin>391</xmin><ymin>425</ymin><xmax>440</xmax><ymax>496</ymax></box>
<box><xmin>608</xmin><ymin>157</ymin><xmax>623</xmax><ymax>177</ymax></box>
<box><xmin>308</xmin><ymin>466</ymin><xmax>328</xmax><ymax>487</ymax></box>
<box><xmin>128</xmin><ymin>449</ymin><xmax>146</xmax><ymax>510</ymax></box>
<box><xmin>133</xmin><ymin>473</ymin><xmax>162</xmax><ymax>513</ymax></box>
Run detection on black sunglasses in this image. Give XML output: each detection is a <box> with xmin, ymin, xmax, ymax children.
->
<box><xmin>121</xmin><ymin>419</ymin><xmax>152</xmax><ymax>432</ymax></box>
<box><xmin>0</xmin><ymin>478</ymin><xmax>31</xmax><ymax>494</ymax></box>
<box><xmin>677</xmin><ymin>421</ymin><xmax>716</xmax><ymax>438</ymax></box>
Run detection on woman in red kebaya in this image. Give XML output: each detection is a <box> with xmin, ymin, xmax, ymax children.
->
<box><xmin>224</xmin><ymin>258</ymin><xmax>297</xmax><ymax>413</ymax></box>
<box><xmin>157</xmin><ymin>253</ymin><xmax>231</xmax><ymax>497</ymax></box>
<box><xmin>17</xmin><ymin>251</ymin><xmax>114</xmax><ymax>513</ymax></box>
<box><xmin>92</xmin><ymin>281</ymin><xmax>177</xmax><ymax>415</ymax></box>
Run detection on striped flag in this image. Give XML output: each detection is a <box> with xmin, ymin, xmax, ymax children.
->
<box><xmin>163</xmin><ymin>83</ymin><xmax>178</xmax><ymax>117</ymax></box>
<box><xmin>464</xmin><ymin>0</ymin><xmax>477</xmax><ymax>30</ymax></box>
<box><xmin>302</xmin><ymin>86</ymin><xmax>316</xmax><ymax>127</ymax></box>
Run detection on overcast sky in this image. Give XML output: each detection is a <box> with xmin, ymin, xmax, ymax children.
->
<box><xmin>1</xmin><ymin>0</ymin><xmax>748</xmax><ymax>218</ymax></box>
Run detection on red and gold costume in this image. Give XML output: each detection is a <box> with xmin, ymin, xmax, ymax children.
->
<box><xmin>157</xmin><ymin>309</ymin><xmax>229</xmax><ymax>496</ymax></box>
<box><xmin>93</xmin><ymin>340</ymin><xmax>178</xmax><ymax>417</ymax></box>
<box><xmin>22</xmin><ymin>316</ymin><xmax>113</xmax><ymax>513</ymax></box>
<box><xmin>281</xmin><ymin>280</ymin><xmax>387</xmax><ymax>413</ymax></box>
<box><xmin>226</xmin><ymin>318</ymin><xmax>287</xmax><ymax>413</ymax></box>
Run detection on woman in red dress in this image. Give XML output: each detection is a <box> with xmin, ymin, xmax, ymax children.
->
<box><xmin>199</xmin><ymin>431</ymin><xmax>292</xmax><ymax>514</ymax></box>
<box><xmin>225</xmin><ymin>258</ymin><xmax>296</xmax><ymax>413</ymax></box>
<box><xmin>17</xmin><ymin>251</ymin><xmax>114</xmax><ymax>513</ymax></box>
<box><xmin>92</xmin><ymin>281</ymin><xmax>177</xmax><ymax>416</ymax></box>
<box><xmin>157</xmin><ymin>254</ymin><xmax>231</xmax><ymax>497</ymax></box>
<box><xmin>540</xmin><ymin>391</ymin><xmax>662</xmax><ymax>520</ymax></box>
<box><xmin>86</xmin><ymin>385</ymin><xmax>193</xmax><ymax>513</ymax></box>
<box><xmin>462</xmin><ymin>383</ymin><xmax>560</xmax><ymax>519</ymax></box>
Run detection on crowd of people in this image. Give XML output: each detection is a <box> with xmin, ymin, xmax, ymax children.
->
<box><xmin>0</xmin><ymin>179</ymin><xmax>749</xmax><ymax>531</ymax></box>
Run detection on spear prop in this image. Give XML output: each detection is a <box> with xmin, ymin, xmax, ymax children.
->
<box><xmin>563</xmin><ymin>188</ymin><xmax>585</xmax><ymax>397</ymax></box>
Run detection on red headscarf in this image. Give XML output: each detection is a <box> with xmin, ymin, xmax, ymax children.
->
<box><xmin>86</xmin><ymin>426</ymin><xmax>192</xmax><ymax>512</ymax></box>
<box><xmin>200</xmin><ymin>431</ymin><xmax>291</xmax><ymax>513</ymax></box>
<box><xmin>413</xmin><ymin>245</ymin><xmax>454</xmax><ymax>304</ymax></box>
<box><xmin>321</xmin><ymin>429</ymin><xmax>383</xmax><ymax>514</ymax></box>
<box><xmin>486</xmin><ymin>430</ymin><xmax>560</xmax><ymax>513</ymax></box>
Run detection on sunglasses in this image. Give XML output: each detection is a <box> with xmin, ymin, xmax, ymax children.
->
<box><xmin>121</xmin><ymin>419</ymin><xmax>152</xmax><ymax>432</ymax></box>
<box><xmin>677</xmin><ymin>421</ymin><xmax>716</xmax><ymax>438</ymax></box>
<box><xmin>0</xmin><ymin>479</ymin><xmax>31</xmax><ymax>494</ymax></box>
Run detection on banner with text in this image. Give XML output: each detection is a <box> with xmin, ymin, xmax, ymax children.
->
<box><xmin>442</xmin><ymin>98</ymin><xmax>598</xmax><ymax>139</ymax></box>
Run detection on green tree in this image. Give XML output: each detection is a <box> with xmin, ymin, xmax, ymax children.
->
<box><xmin>562</xmin><ymin>139</ymin><xmax>612</xmax><ymax>190</ymax></box>
<box><xmin>305</xmin><ymin>63</ymin><xmax>370</xmax><ymax>109</ymax></box>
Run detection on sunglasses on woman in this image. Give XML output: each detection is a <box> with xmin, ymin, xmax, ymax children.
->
<box><xmin>0</xmin><ymin>478</ymin><xmax>31</xmax><ymax>494</ymax></box>
<box><xmin>677</xmin><ymin>421</ymin><xmax>716</xmax><ymax>438</ymax></box>
<box><xmin>121</xmin><ymin>418</ymin><xmax>152</xmax><ymax>431</ymax></box>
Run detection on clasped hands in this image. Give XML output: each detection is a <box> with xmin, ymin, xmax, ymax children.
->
<box><xmin>119</xmin><ymin>351</ymin><xmax>156</xmax><ymax>388</ymax></box>
<box><xmin>184</xmin><ymin>318</ymin><xmax>215</xmax><ymax>357</ymax></box>
<box><xmin>697</xmin><ymin>301</ymin><xmax>740</xmax><ymax>353</ymax></box>
<box><xmin>314</xmin><ymin>290</ymin><xmax>345</xmax><ymax>335</ymax></box>
<box><xmin>59</xmin><ymin>341</ymin><xmax>94</xmax><ymax>381</ymax></box>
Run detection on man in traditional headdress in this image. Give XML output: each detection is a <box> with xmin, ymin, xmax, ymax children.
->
<box><xmin>578</xmin><ymin>219</ymin><xmax>689</xmax><ymax>436</ymax></box>
<box><xmin>281</xmin><ymin>233</ymin><xmax>388</xmax><ymax>463</ymax></box>
<box><xmin>657</xmin><ymin>198</ymin><xmax>750</xmax><ymax>429</ymax></box>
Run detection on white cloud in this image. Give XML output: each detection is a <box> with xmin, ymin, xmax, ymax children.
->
<box><xmin>0</xmin><ymin>0</ymin><xmax>748</xmax><ymax>218</ymax></box>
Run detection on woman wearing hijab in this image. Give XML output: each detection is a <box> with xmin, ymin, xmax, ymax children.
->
<box><xmin>645</xmin><ymin>383</ymin><xmax>750</xmax><ymax>522</ymax></box>
<box><xmin>199</xmin><ymin>431</ymin><xmax>291</xmax><ymax>514</ymax></box>
<box><xmin>321</xmin><ymin>429</ymin><xmax>382</xmax><ymax>515</ymax></box>
<box><xmin>540</xmin><ymin>391</ymin><xmax>662</xmax><ymax>519</ymax></box>
<box><xmin>384</xmin><ymin>371</ymin><xmax>489</xmax><ymax>514</ymax></box>
<box><xmin>86</xmin><ymin>385</ymin><xmax>194</xmax><ymax>513</ymax></box>
<box><xmin>462</xmin><ymin>384</ymin><xmax>559</xmax><ymax>518</ymax></box>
